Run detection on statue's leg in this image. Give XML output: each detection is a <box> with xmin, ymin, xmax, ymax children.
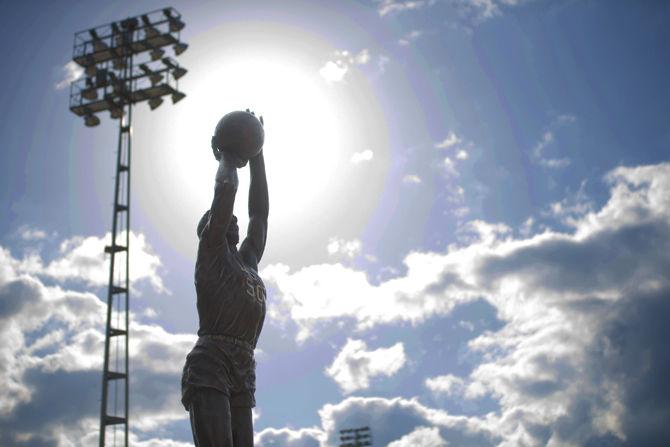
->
<box><xmin>189</xmin><ymin>387</ymin><xmax>233</xmax><ymax>447</ymax></box>
<box><xmin>231</xmin><ymin>406</ymin><xmax>253</xmax><ymax>447</ymax></box>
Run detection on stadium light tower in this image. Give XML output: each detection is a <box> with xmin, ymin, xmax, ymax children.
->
<box><xmin>68</xmin><ymin>8</ymin><xmax>187</xmax><ymax>447</ymax></box>
<box><xmin>340</xmin><ymin>426</ymin><xmax>373</xmax><ymax>447</ymax></box>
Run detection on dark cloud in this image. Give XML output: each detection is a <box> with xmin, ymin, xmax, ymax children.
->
<box><xmin>478</xmin><ymin>220</ymin><xmax>670</xmax><ymax>295</ymax></box>
<box><xmin>320</xmin><ymin>397</ymin><xmax>498</xmax><ymax>446</ymax></box>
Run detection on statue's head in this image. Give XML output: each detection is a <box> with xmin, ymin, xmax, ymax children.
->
<box><xmin>197</xmin><ymin>210</ymin><xmax>240</xmax><ymax>247</ymax></box>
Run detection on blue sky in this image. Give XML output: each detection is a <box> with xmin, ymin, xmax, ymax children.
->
<box><xmin>1</xmin><ymin>0</ymin><xmax>670</xmax><ymax>446</ymax></box>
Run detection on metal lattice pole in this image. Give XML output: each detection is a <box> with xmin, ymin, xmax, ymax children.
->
<box><xmin>67</xmin><ymin>9</ymin><xmax>187</xmax><ymax>447</ymax></box>
<box><xmin>100</xmin><ymin>29</ymin><xmax>133</xmax><ymax>446</ymax></box>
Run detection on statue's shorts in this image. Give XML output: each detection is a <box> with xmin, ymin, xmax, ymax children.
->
<box><xmin>181</xmin><ymin>335</ymin><xmax>256</xmax><ymax>409</ymax></box>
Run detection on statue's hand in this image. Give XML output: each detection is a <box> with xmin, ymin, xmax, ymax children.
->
<box><xmin>222</xmin><ymin>148</ymin><xmax>248</xmax><ymax>169</ymax></box>
<box><xmin>245</xmin><ymin>108</ymin><xmax>264</xmax><ymax>127</ymax></box>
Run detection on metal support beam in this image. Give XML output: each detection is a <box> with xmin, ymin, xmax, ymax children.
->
<box><xmin>99</xmin><ymin>35</ymin><xmax>133</xmax><ymax>447</ymax></box>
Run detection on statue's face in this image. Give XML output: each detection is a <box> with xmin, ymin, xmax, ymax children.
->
<box><xmin>226</xmin><ymin>216</ymin><xmax>239</xmax><ymax>247</ymax></box>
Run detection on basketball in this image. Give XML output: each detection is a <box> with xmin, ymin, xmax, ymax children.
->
<box><xmin>212</xmin><ymin>110</ymin><xmax>265</xmax><ymax>161</ymax></box>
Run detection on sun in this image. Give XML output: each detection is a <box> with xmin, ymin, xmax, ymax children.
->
<box><xmin>178</xmin><ymin>55</ymin><xmax>345</xmax><ymax>225</ymax></box>
<box><xmin>137</xmin><ymin>29</ymin><xmax>347</xmax><ymax>257</ymax></box>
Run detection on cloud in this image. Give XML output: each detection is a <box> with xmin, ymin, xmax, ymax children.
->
<box><xmin>402</xmin><ymin>174</ymin><xmax>422</xmax><ymax>184</ymax></box>
<box><xmin>0</xmin><ymin>237</ymin><xmax>194</xmax><ymax>445</ymax></box>
<box><xmin>378</xmin><ymin>0</ymin><xmax>429</xmax><ymax>16</ymax></box>
<box><xmin>388</xmin><ymin>426</ymin><xmax>448</xmax><ymax>447</ymax></box>
<box><xmin>16</xmin><ymin>225</ymin><xmax>47</xmax><ymax>241</ymax></box>
<box><xmin>262</xmin><ymin>161</ymin><xmax>670</xmax><ymax>444</ymax></box>
<box><xmin>544</xmin><ymin>180</ymin><xmax>593</xmax><ymax>227</ymax></box>
<box><xmin>55</xmin><ymin>61</ymin><xmax>84</xmax><ymax>90</ymax></box>
<box><xmin>443</xmin><ymin>157</ymin><xmax>458</xmax><ymax>176</ymax></box>
<box><xmin>435</xmin><ymin>131</ymin><xmax>473</xmax><ymax>177</ymax></box>
<box><xmin>455</xmin><ymin>0</ymin><xmax>531</xmax><ymax>22</ymax></box>
<box><xmin>327</xmin><ymin>238</ymin><xmax>362</xmax><ymax>259</ymax></box>
<box><xmin>530</xmin><ymin>115</ymin><xmax>577</xmax><ymax>169</ymax></box>
<box><xmin>255</xmin><ymin>427</ymin><xmax>323</xmax><ymax>447</ymax></box>
<box><xmin>319</xmin><ymin>61</ymin><xmax>348</xmax><ymax>83</ymax></box>
<box><xmin>319</xmin><ymin>396</ymin><xmax>496</xmax><ymax>446</ymax></box>
<box><xmin>5</xmin><ymin>160</ymin><xmax>670</xmax><ymax>446</ymax></box>
<box><xmin>351</xmin><ymin>149</ymin><xmax>374</xmax><ymax>164</ymax></box>
<box><xmin>435</xmin><ymin>132</ymin><xmax>462</xmax><ymax>150</ymax></box>
<box><xmin>398</xmin><ymin>29</ymin><xmax>423</xmax><ymax>46</ymax></box>
<box><xmin>319</xmin><ymin>49</ymin><xmax>371</xmax><ymax>83</ymax></box>
<box><xmin>12</xmin><ymin>231</ymin><xmax>167</xmax><ymax>294</ymax></box>
<box><xmin>325</xmin><ymin>338</ymin><xmax>406</xmax><ymax>394</ymax></box>
<box><xmin>425</xmin><ymin>374</ymin><xmax>466</xmax><ymax>396</ymax></box>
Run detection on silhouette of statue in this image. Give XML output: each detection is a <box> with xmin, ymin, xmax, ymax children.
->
<box><xmin>181</xmin><ymin>111</ymin><xmax>268</xmax><ymax>447</ymax></box>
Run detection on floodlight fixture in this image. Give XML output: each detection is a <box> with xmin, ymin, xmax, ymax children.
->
<box><xmin>110</xmin><ymin>107</ymin><xmax>124</xmax><ymax>119</ymax></box>
<box><xmin>84</xmin><ymin>113</ymin><xmax>100</xmax><ymax>127</ymax></box>
<box><xmin>85</xmin><ymin>55</ymin><xmax>96</xmax><ymax>76</ymax></box>
<box><xmin>82</xmin><ymin>78</ymin><xmax>98</xmax><ymax>100</ymax></box>
<box><xmin>172</xmin><ymin>66</ymin><xmax>187</xmax><ymax>80</ymax></box>
<box><xmin>89</xmin><ymin>29</ymin><xmax>108</xmax><ymax>52</ymax></box>
<box><xmin>162</xmin><ymin>57</ymin><xmax>187</xmax><ymax>80</ymax></box>
<box><xmin>163</xmin><ymin>8</ymin><xmax>185</xmax><ymax>32</ymax></box>
<box><xmin>171</xmin><ymin>91</ymin><xmax>185</xmax><ymax>104</ymax></box>
<box><xmin>150</xmin><ymin>48</ymin><xmax>165</xmax><ymax>61</ymax></box>
<box><xmin>121</xmin><ymin>17</ymin><xmax>138</xmax><ymax>30</ymax></box>
<box><xmin>173</xmin><ymin>42</ymin><xmax>188</xmax><ymax>55</ymax></box>
<box><xmin>141</xmin><ymin>15</ymin><xmax>160</xmax><ymax>38</ymax></box>
<box><xmin>139</xmin><ymin>63</ymin><xmax>163</xmax><ymax>85</ymax></box>
<box><xmin>148</xmin><ymin>97</ymin><xmax>163</xmax><ymax>110</ymax></box>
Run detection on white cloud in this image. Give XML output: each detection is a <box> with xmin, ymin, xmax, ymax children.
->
<box><xmin>255</xmin><ymin>427</ymin><xmax>324</xmax><ymax>447</ymax></box>
<box><xmin>435</xmin><ymin>132</ymin><xmax>462</xmax><ymax>150</ymax></box>
<box><xmin>0</xmin><ymin>236</ymin><xmax>195</xmax><ymax>444</ymax></box>
<box><xmin>327</xmin><ymin>238</ymin><xmax>362</xmax><ymax>259</ymax></box>
<box><xmin>443</xmin><ymin>157</ymin><xmax>458</xmax><ymax>176</ymax></box>
<box><xmin>402</xmin><ymin>174</ymin><xmax>422</xmax><ymax>184</ymax></box>
<box><xmin>319</xmin><ymin>61</ymin><xmax>348</xmax><ymax>83</ymax></box>
<box><xmin>325</xmin><ymin>339</ymin><xmax>406</xmax><ymax>394</ymax></box>
<box><xmin>4</xmin><ymin>160</ymin><xmax>670</xmax><ymax>446</ymax></box>
<box><xmin>388</xmin><ymin>426</ymin><xmax>448</xmax><ymax>447</ymax></box>
<box><xmin>435</xmin><ymin>131</ymin><xmax>472</xmax><ymax>176</ymax></box>
<box><xmin>378</xmin><ymin>0</ymin><xmax>428</xmax><ymax>16</ymax></box>
<box><xmin>530</xmin><ymin>115</ymin><xmax>577</xmax><ymax>169</ymax></box>
<box><xmin>425</xmin><ymin>374</ymin><xmax>466</xmax><ymax>396</ymax></box>
<box><xmin>55</xmin><ymin>61</ymin><xmax>84</xmax><ymax>90</ymax></box>
<box><xmin>456</xmin><ymin>0</ymin><xmax>530</xmax><ymax>22</ymax></box>
<box><xmin>398</xmin><ymin>29</ymin><xmax>423</xmax><ymax>46</ymax></box>
<box><xmin>262</xmin><ymin>161</ymin><xmax>670</xmax><ymax>444</ymax></box>
<box><xmin>455</xmin><ymin>149</ymin><xmax>469</xmax><ymax>160</ymax></box>
<box><xmin>319</xmin><ymin>49</ymin><xmax>371</xmax><ymax>83</ymax></box>
<box><xmin>377</xmin><ymin>54</ymin><xmax>391</xmax><ymax>74</ymax></box>
<box><xmin>13</xmin><ymin>231</ymin><xmax>167</xmax><ymax>294</ymax></box>
<box><xmin>351</xmin><ymin>149</ymin><xmax>374</xmax><ymax>164</ymax></box>
<box><xmin>545</xmin><ymin>180</ymin><xmax>593</xmax><ymax>227</ymax></box>
<box><xmin>319</xmin><ymin>396</ymin><xmax>496</xmax><ymax>446</ymax></box>
<box><xmin>16</xmin><ymin>225</ymin><xmax>47</xmax><ymax>241</ymax></box>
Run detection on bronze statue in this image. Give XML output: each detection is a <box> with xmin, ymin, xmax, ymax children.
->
<box><xmin>181</xmin><ymin>110</ymin><xmax>268</xmax><ymax>447</ymax></box>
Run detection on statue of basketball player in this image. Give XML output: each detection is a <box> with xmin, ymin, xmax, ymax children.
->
<box><xmin>181</xmin><ymin>110</ymin><xmax>268</xmax><ymax>447</ymax></box>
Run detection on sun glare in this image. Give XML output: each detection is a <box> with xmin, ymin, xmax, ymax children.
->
<box><xmin>134</xmin><ymin>22</ymin><xmax>389</xmax><ymax>260</ymax></box>
<box><xmin>161</xmin><ymin>53</ymin><xmax>345</xmax><ymax>239</ymax></box>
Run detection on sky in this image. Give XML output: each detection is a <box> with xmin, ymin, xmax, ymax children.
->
<box><xmin>1</xmin><ymin>0</ymin><xmax>670</xmax><ymax>445</ymax></box>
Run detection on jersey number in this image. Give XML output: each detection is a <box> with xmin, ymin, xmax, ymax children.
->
<box><xmin>245</xmin><ymin>277</ymin><xmax>265</xmax><ymax>304</ymax></box>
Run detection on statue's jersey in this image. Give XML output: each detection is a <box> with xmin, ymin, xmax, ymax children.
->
<box><xmin>194</xmin><ymin>238</ymin><xmax>266</xmax><ymax>346</ymax></box>
<box><xmin>181</xmin><ymin>235</ymin><xmax>266</xmax><ymax>409</ymax></box>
